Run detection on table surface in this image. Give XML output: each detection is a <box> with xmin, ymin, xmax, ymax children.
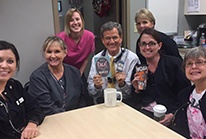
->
<box><xmin>36</xmin><ymin>103</ymin><xmax>185</xmax><ymax>139</ymax></box>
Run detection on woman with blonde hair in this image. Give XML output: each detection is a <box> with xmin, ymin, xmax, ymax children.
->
<box><xmin>28</xmin><ymin>36</ymin><xmax>86</xmax><ymax>115</ymax></box>
<box><xmin>135</xmin><ymin>8</ymin><xmax>182</xmax><ymax>64</ymax></box>
<box><xmin>56</xmin><ymin>8</ymin><xmax>95</xmax><ymax>105</ymax></box>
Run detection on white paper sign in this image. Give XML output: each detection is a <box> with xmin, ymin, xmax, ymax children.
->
<box><xmin>188</xmin><ymin>0</ymin><xmax>200</xmax><ymax>13</ymax></box>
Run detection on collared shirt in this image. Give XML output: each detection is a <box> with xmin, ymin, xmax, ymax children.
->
<box><xmin>87</xmin><ymin>48</ymin><xmax>140</xmax><ymax>103</ymax></box>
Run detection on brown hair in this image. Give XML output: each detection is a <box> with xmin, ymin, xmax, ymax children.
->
<box><xmin>64</xmin><ymin>8</ymin><xmax>85</xmax><ymax>35</ymax></box>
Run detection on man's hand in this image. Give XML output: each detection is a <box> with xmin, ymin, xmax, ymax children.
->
<box><xmin>93</xmin><ymin>74</ymin><xmax>103</xmax><ymax>88</ymax></box>
<box><xmin>115</xmin><ymin>72</ymin><xmax>126</xmax><ymax>87</ymax></box>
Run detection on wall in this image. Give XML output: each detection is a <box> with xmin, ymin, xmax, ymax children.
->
<box><xmin>128</xmin><ymin>0</ymin><xmax>145</xmax><ymax>52</ymax></box>
<box><xmin>1</xmin><ymin>0</ymin><xmax>204</xmax><ymax>84</ymax></box>
<box><xmin>0</xmin><ymin>0</ymin><xmax>55</xmax><ymax>84</ymax></box>
<box><xmin>128</xmin><ymin>0</ymin><xmax>192</xmax><ymax>52</ymax></box>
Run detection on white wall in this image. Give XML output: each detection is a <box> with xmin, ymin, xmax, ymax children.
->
<box><xmin>0</xmin><ymin>0</ymin><xmax>55</xmax><ymax>84</ymax></box>
<box><xmin>128</xmin><ymin>0</ymin><xmax>189</xmax><ymax>52</ymax></box>
<box><xmin>129</xmin><ymin>0</ymin><xmax>145</xmax><ymax>52</ymax></box>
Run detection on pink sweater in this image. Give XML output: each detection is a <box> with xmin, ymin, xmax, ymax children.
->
<box><xmin>56</xmin><ymin>30</ymin><xmax>95</xmax><ymax>69</ymax></box>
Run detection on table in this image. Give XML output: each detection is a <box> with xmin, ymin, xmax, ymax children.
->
<box><xmin>36</xmin><ymin>103</ymin><xmax>185</xmax><ymax>139</ymax></box>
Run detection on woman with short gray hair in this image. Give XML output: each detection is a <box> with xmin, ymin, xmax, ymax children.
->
<box><xmin>173</xmin><ymin>47</ymin><xmax>206</xmax><ymax>138</ymax></box>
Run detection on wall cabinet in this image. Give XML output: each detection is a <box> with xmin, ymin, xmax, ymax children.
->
<box><xmin>185</xmin><ymin>0</ymin><xmax>206</xmax><ymax>15</ymax></box>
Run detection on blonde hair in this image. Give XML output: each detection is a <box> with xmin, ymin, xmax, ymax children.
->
<box><xmin>42</xmin><ymin>36</ymin><xmax>67</xmax><ymax>53</ymax></box>
<box><xmin>64</xmin><ymin>8</ymin><xmax>85</xmax><ymax>35</ymax></box>
<box><xmin>134</xmin><ymin>8</ymin><xmax>156</xmax><ymax>25</ymax></box>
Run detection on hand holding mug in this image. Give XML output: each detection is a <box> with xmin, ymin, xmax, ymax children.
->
<box><xmin>159</xmin><ymin>113</ymin><xmax>174</xmax><ymax>126</ymax></box>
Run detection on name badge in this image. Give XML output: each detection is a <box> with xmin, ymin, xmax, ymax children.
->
<box><xmin>16</xmin><ymin>97</ymin><xmax>24</xmax><ymax>105</ymax></box>
<box><xmin>117</xmin><ymin>60</ymin><xmax>124</xmax><ymax>72</ymax></box>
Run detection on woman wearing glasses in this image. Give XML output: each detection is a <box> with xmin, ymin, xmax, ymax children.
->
<box><xmin>125</xmin><ymin>28</ymin><xmax>191</xmax><ymax>127</ymax></box>
<box><xmin>134</xmin><ymin>8</ymin><xmax>182</xmax><ymax>64</ymax></box>
<box><xmin>173</xmin><ymin>47</ymin><xmax>206</xmax><ymax>138</ymax></box>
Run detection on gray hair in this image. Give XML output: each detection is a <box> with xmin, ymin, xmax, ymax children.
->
<box><xmin>100</xmin><ymin>21</ymin><xmax>123</xmax><ymax>38</ymax></box>
<box><xmin>183</xmin><ymin>46</ymin><xmax>206</xmax><ymax>69</ymax></box>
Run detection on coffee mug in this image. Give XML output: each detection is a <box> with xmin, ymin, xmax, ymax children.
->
<box><xmin>153</xmin><ymin>104</ymin><xmax>167</xmax><ymax>121</ymax></box>
<box><xmin>104</xmin><ymin>88</ymin><xmax>122</xmax><ymax>107</ymax></box>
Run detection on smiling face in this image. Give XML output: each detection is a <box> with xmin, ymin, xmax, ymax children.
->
<box><xmin>0</xmin><ymin>49</ymin><xmax>16</xmax><ymax>83</ymax></box>
<box><xmin>44</xmin><ymin>41</ymin><xmax>66</xmax><ymax>68</ymax></box>
<box><xmin>185</xmin><ymin>57</ymin><xmax>206</xmax><ymax>84</ymax></box>
<box><xmin>101</xmin><ymin>28</ymin><xmax>122</xmax><ymax>56</ymax></box>
<box><xmin>136</xmin><ymin>18</ymin><xmax>154</xmax><ymax>34</ymax></box>
<box><xmin>69</xmin><ymin>12</ymin><xmax>83</xmax><ymax>33</ymax></box>
<box><xmin>139</xmin><ymin>34</ymin><xmax>162</xmax><ymax>60</ymax></box>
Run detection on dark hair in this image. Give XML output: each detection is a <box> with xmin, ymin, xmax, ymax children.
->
<box><xmin>137</xmin><ymin>28</ymin><xmax>161</xmax><ymax>44</ymax></box>
<box><xmin>0</xmin><ymin>40</ymin><xmax>20</xmax><ymax>71</ymax></box>
<box><xmin>100</xmin><ymin>21</ymin><xmax>123</xmax><ymax>38</ymax></box>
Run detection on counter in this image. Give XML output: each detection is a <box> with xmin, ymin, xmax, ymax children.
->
<box><xmin>178</xmin><ymin>48</ymin><xmax>191</xmax><ymax>58</ymax></box>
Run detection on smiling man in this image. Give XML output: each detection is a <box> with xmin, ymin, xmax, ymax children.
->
<box><xmin>87</xmin><ymin>21</ymin><xmax>140</xmax><ymax>104</ymax></box>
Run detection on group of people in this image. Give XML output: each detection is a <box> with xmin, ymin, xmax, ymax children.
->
<box><xmin>0</xmin><ymin>7</ymin><xmax>205</xmax><ymax>139</ymax></box>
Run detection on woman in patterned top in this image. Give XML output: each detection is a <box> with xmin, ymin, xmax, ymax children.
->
<box><xmin>173</xmin><ymin>47</ymin><xmax>206</xmax><ymax>139</ymax></box>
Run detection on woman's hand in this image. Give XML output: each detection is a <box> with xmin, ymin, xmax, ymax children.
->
<box><xmin>93</xmin><ymin>74</ymin><xmax>103</xmax><ymax>89</ymax></box>
<box><xmin>159</xmin><ymin>113</ymin><xmax>174</xmax><ymax>126</ymax></box>
<box><xmin>132</xmin><ymin>73</ymin><xmax>140</xmax><ymax>93</ymax></box>
<box><xmin>21</xmin><ymin>122</ymin><xmax>39</xmax><ymax>139</ymax></box>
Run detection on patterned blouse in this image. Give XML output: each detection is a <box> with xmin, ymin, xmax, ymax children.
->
<box><xmin>187</xmin><ymin>90</ymin><xmax>206</xmax><ymax>139</ymax></box>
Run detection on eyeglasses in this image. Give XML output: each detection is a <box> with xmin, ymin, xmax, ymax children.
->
<box><xmin>185</xmin><ymin>60</ymin><xmax>206</xmax><ymax>68</ymax></box>
<box><xmin>139</xmin><ymin>41</ymin><xmax>157</xmax><ymax>47</ymax></box>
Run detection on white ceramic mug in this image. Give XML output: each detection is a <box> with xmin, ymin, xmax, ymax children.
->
<box><xmin>104</xmin><ymin>88</ymin><xmax>122</xmax><ymax>107</ymax></box>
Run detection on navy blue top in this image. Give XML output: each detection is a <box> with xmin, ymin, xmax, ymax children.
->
<box><xmin>28</xmin><ymin>63</ymin><xmax>86</xmax><ymax>115</ymax></box>
<box><xmin>0</xmin><ymin>79</ymin><xmax>45</xmax><ymax>139</ymax></box>
<box><xmin>125</xmin><ymin>55</ymin><xmax>190</xmax><ymax>115</ymax></box>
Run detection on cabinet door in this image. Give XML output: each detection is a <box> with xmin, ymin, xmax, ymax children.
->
<box><xmin>147</xmin><ymin>0</ymin><xmax>179</xmax><ymax>34</ymax></box>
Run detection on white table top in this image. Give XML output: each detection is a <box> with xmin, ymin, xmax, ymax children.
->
<box><xmin>36</xmin><ymin>103</ymin><xmax>185</xmax><ymax>139</ymax></box>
